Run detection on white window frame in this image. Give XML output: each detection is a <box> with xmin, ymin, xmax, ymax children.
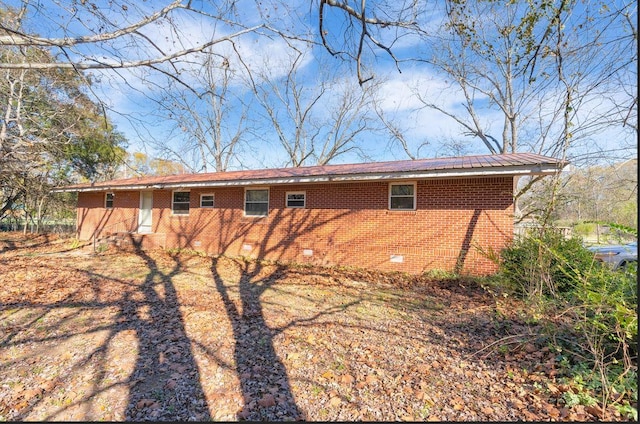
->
<box><xmin>244</xmin><ymin>187</ymin><xmax>269</xmax><ymax>217</ymax></box>
<box><xmin>105</xmin><ymin>192</ymin><xmax>114</xmax><ymax>209</ymax></box>
<box><xmin>286</xmin><ymin>191</ymin><xmax>306</xmax><ymax>208</ymax></box>
<box><xmin>200</xmin><ymin>193</ymin><xmax>215</xmax><ymax>208</ymax></box>
<box><xmin>388</xmin><ymin>182</ymin><xmax>416</xmax><ymax>211</ymax></box>
<box><xmin>172</xmin><ymin>190</ymin><xmax>191</xmax><ymax>215</ymax></box>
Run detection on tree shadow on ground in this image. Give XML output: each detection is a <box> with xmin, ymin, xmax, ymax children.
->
<box><xmin>3</xmin><ymin>233</ymin><xmax>564</xmax><ymax>421</ymax></box>
<box><xmin>0</xmin><ymin>232</ymin><xmax>51</xmax><ymax>252</ymax></box>
<box><xmin>210</xmin><ymin>257</ymin><xmax>305</xmax><ymax>421</ymax></box>
<box><xmin>123</xmin><ymin>236</ymin><xmax>211</xmax><ymax>421</ymax></box>
<box><xmin>207</xmin><ymin>205</ymin><xmax>362</xmax><ymax>420</ymax></box>
<box><xmin>0</xmin><ymin>235</ymin><xmax>211</xmax><ymax>421</ymax></box>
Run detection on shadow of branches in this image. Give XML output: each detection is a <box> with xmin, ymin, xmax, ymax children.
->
<box><xmin>211</xmin><ymin>258</ymin><xmax>304</xmax><ymax>420</ymax></box>
<box><xmin>124</xmin><ymin>236</ymin><xmax>211</xmax><ymax>421</ymax></box>
<box><xmin>0</xmin><ymin>234</ymin><xmax>211</xmax><ymax>421</ymax></box>
<box><xmin>1</xmin><ymin>232</ymin><xmax>584</xmax><ymax>422</ymax></box>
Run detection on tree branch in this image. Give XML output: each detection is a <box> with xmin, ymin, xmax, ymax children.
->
<box><xmin>320</xmin><ymin>0</ymin><xmax>415</xmax><ymax>27</ymax></box>
<box><xmin>0</xmin><ymin>25</ymin><xmax>266</xmax><ymax>69</ymax></box>
<box><xmin>0</xmin><ymin>0</ymin><xmax>186</xmax><ymax>47</ymax></box>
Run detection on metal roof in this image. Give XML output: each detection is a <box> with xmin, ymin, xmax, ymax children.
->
<box><xmin>53</xmin><ymin>153</ymin><xmax>567</xmax><ymax>193</ymax></box>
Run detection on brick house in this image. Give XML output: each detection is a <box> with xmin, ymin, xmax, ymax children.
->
<box><xmin>55</xmin><ymin>153</ymin><xmax>566</xmax><ymax>275</ymax></box>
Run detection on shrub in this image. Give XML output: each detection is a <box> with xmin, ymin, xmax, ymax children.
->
<box><xmin>492</xmin><ymin>228</ymin><xmax>637</xmax><ymax>413</ymax></box>
<box><xmin>496</xmin><ymin>230</ymin><xmax>599</xmax><ymax>297</ymax></box>
<box><xmin>573</xmin><ymin>222</ymin><xmax>597</xmax><ymax>238</ymax></box>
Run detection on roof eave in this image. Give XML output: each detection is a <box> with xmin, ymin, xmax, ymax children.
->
<box><xmin>52</xmin><ymin>163</ymin><xmax>563</xmax><ymax>193</ymax></box>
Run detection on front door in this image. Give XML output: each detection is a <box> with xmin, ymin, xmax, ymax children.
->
<box><xmin>138</xmin><ymin>191</ymin><xmax>153</xmax><ymax>233</ymax></box>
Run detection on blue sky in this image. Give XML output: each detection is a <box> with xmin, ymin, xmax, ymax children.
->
<box><xmin>82</xmin><ymin>0</ymin><xmax>468</xmax><ymax>169</ymax></box>
<box><xmin>4</xmin><ymin>0</ymin><xmax>637</xmax><ymax>171</ymax></box>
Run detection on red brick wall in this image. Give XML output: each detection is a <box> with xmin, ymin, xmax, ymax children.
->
<box><xmin>76</xmin><ymin>177</ymin><xmax>514</xmax><ymax>275</ymax></box>
<box><xmin>77</xmin><ymin>191</ymin><xmax>139</xmax><ymax>239</ymax></box>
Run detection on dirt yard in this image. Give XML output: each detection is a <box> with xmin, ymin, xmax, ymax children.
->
<box><xmin>0</xmin><ymin>233</ymin><xmax>633</xmax><ymax>421</ymax></box>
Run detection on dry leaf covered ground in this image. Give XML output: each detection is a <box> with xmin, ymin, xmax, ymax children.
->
<box><xmin>0</xmin><ymin>233</ymin><xmax>632</xmax><ymax>421</ymax></box>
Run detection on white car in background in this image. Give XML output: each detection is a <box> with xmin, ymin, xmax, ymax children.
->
<box><xmin>587</xmin><ymin>241</ymin><xmax>637</xmax><ymax>271</ymax></box>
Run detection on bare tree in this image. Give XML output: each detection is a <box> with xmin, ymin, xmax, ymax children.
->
<box><xmin>408</xmin><ymin>0</ymin><xmax>637</xmax><ymax>160</ymax></box>
<box><xmin>0</xmin><ymin>1</ymin><xmax>430</xmax><ymax>87</ymax></box>
<box><xmin>145</xmin><ymin>51</ymin><xmax>253</xmax><ymax>173</ymax></box>
<box><xmin>362</xmin><ymin>0</ymin><xmax>636</xmax><ymax>223</ymax></box>
<box><xmin>2</xmin><ymin>0</ymin><xmax>635</xmax><ymax>171</ymax></box>
<box><xmin>111</xmin><ymin>152</ymin><xmax>187</xmax><ymax>178</ymax></box>
<box><xmin>2</xmin><ymin>1</ymin><xmax>410</xmax><ymax>174</ymax></box>
<box><xmin>0</xmin><ymin>1</ymin><xmax>267</xmax><ymax>72</ymax></box>
<box><xmin>548</xmin><ymin>159</ymin><xmax>638</xmax><ymax>229</ymax></box>
<box><xmin>241</xmin><ymin>48</ymin><xmax>381</xmax><ymax>167</ymax></box>
<box><xmin>318</xmin><ymin>0</ymin><xmax>426</xmax><ymax>85</ymax></box>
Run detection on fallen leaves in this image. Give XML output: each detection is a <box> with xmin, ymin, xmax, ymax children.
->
<box><xmin>339</xmin><ymin>374</ymin><xmax>355</xmax><ymax>385</ymax></box>
<box><xmin>328</xmin><ymin>395</ymin><xmax>341</xmax><ymax>407</ymax></box>
<box><xmin>257</xmin><ymin>393</ymin><xmax>276</xmax><ymax>408</ymax></box>
<box><xmin>481</xmin><ymin>406</ymin><xmax>494</xmax><ymax>415</ymax></box>
<box><xmin>135</xmin><ymin>399</ymin><xmax>158</xmax><ymax>409</ymax></box>
<box><xmin>450</xmin><ymin>396</ymin><xmax>465</xmax><ymax>411</ymax></box>
<box><xmin>0</xmin><ymin>233</ymin><xmax>634</xmax><ymax>422</ymax></box>
<box><xmin>585</xmin><ymin>404</ymin><xmax>605</xmax><ymax>419</ymax></box>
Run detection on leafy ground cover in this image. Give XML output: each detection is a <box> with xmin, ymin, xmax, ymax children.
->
<box><xmin>0</xmin><ymin>232</ymin><xmax>634</xmax><ymax>421</ymax></box>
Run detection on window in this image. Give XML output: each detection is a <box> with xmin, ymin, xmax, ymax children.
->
<box><xmin>286</xmin><ymin>191</ymin><xmax>306</xmax><ymax>208</ymax></box>
<box><xmin>105</xmin><ymin>192</ymin><xmax>114</xmax><ymax>208</ymax></box>
<box><xmin>245</xmin><ymin>188</ymin><xmax>269</xmax><ymax>217</ymax></box>
<box><xmin>389</xmin><ymin>183</ymin><xmax>415</xmax><ymax>210</ymax></box>
<box><xmin>172</xmin><ymin>191</ymin><xmax>190</xmax><ymax>215</ymax></box>
<box><xmin>200</xmin><ymin>194</ymin><xmax>215</xmax><ymax>208</ymax></box>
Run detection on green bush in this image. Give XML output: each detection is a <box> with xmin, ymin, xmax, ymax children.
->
<box><xmin>495</xmin><ymin>229</ymin><xmax>637</xmax><ymax>354</ymax></box>
<box><xmin>572</xmin><ymin>264</ymin><xmax>637</xmax><ymax>358</ymax></box>
<box><xmin>496</xmin><ymin>230</ymin><xmax>600</xmax><ymax>296</ymax></box>
<box><xmin>493</xmin><ymin>228</ymin><xmax>637</xmax><ymax>413</ymax></box>
<box><xmin>573</xmin><ymin>222</ymin><xmax>597</xmax><ymax>238</ymax></box>
<box><xmin>494</xmin><ymin>230</ymin><xmax>638</xmax><ymax>417</ymax></box>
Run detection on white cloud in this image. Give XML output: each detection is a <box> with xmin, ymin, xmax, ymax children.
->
<box><xmin>368</xmin><ymin>67</ymin><xmax>508</xmax><ymax>157</ymax></box>
<box><xmin>376</xmin><ymin>66</ymin><xmax>473</xmax><ymax>112</ymax></box>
